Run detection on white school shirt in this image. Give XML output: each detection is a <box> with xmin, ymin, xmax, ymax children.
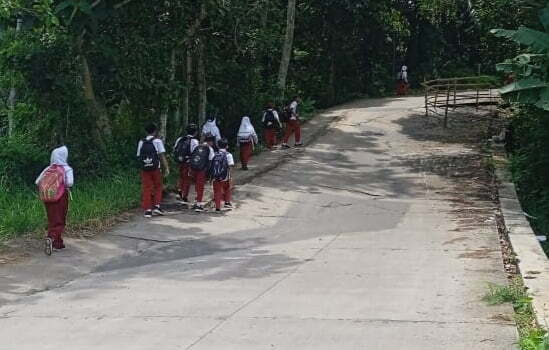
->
<box><xmin>136</xmin><ymin>136</ymin><xmax>166</xmax><ymax>169</ymax></box>
<box><xmin>289</xmin><ymin>101</ymin><xmax>298</xmax><ymax>120</ymax></box>
<box><xmin>262</xmin><ymin>109</ymin><xmax>282</xmax><ymax>128</ymax></box>
<box><xmin>174</xmin><ymin>136</ymin><xmax>200</xmax><ymax>154</ymax></box>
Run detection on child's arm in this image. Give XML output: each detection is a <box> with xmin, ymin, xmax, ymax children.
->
<box><xmin>160</xmin><ymin>153</ymin><xmax>170</xmax><ymax>176</ymax></box>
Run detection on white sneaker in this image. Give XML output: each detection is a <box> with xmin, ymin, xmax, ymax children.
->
<box><xmin>153</xmin><ymin>206</ymin><xmax>165</xmax><ymax>216</ymax></box>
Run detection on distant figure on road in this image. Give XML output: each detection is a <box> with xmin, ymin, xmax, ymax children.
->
<box><xmin>262</xmin><ymin>102</ymin><xmax>282</xmax><ymax>150</ymax></box>
<box><xmin>396</xmin><ymin>65</ymin><xmax>409</xmax><ymax>96</ymax></box>
<box><xmin>237</xmin><ymin>116</ymin><xmax>258</xmax><ymax>170</ymax></box>
<box><xmin>36</xmin><ymin>145</ymin><xmax>74</xmax><ymax>253</ymax></box>
<box><xmin>282</xmin><ymin>96</ymin><xmax>303</xmax><ymax>148</ymax></box>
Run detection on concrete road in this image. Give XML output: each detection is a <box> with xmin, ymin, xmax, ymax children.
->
<box><xmin>0</xmin><ymin>97</ymin><xmax>517</xmax><ymax>349</ymax></box>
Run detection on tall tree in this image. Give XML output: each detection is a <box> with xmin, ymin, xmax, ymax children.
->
<box><xmin>7</xmin><ymin>17</ymin><xmax>22</xmax><ymax>137</ymax></box>
<box><xmin>277</xmin><ymin>0</ymin><xmax>296</xmax><ymax>100</ymax></box>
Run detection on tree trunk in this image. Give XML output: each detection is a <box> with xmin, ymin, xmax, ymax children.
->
<box><xmin>159</xmin><ymin>109</ymin><xmax>168</xmax><ymax>140</ymax></box>
<box><xmin>277</xmin><ymin>0</ymin><xmax>297</xmax><ymax>101</ymax></box>
<box><xmin>329</xmin><ymin>55</ymin><xmax>336</xmax><ymax>105</ymax></box>
<box><xmin>183</xmin><ymin>47</ymin><xmax>193</xmax><ymax>128</ymax></box>
<box><xmin>159</xmin><ymin>49</ymin><xmax>177</xmax><ymax>140</ymax></box>
<box><xmin>7</xmin><ymin>18</ymin><xmax>23</xmax><ymax>137</ymax></box>
<box><xmin>79</xmin><ymin>52</ymin><xmax>112</xmax><ymax>145</ymax></box>
<box><xmin>197</xmin><ymin>40</ymin><xmax>207</xmax><ymax>127</ymax></box>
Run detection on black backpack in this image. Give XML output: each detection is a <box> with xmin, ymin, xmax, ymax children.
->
<box><xmin>139</xmin><ymin>138</ymin><xmax>160</xmax><ymax>171</ymax></box>
<box><xmin>174</xmin><ymin>136</ymin><xmax>193</xmax><ymax>164</ymax></box>
<box><xmin>190</xmin><ymin>145</ymin><xmax>211</xmax><ymax>171</ymax></box>
<box><xmin>209</xmin><ymin>152</ymin><xmax>229</xmax><ymax>181</ymax></box>
<box><xmin>280</xmin><ymin>107</ymin><xmax>290</xmax><ymax>123</ymax></box>
<box><xmin>263</xmin><ymin>110</ymin><xmax>278</xmax><ymax>129</ymax></box>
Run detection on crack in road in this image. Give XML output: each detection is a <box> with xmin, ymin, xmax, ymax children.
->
<box><xmin>108</xmin><ymin>234</ymin><xmax>189</xmax><ymax>244</ymax></box>
<box><xmin>316</xmin><ymin>184</ymin><xmax>383</xmax><ymax>197</ymax></box>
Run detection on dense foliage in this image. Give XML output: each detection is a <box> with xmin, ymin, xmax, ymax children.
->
<box><xmin>495</xmin><ymin>3</ymin><xmax>549</xmax><ymax>241</ymax></box>
<box><xmin>0</xmin><ymin>0</ymin><xmax>532</xmax><ymax>187</ymax></box>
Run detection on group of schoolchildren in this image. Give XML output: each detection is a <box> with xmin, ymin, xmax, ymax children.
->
<box><xmin>35</xmin><ymin>97</ymin><xmax>301</xmax><ymax>254</ymax></box>
<box><xmin>262</xmin><ymin>97</ymin><xmax>302</xmax><ymax>150</ymax></box>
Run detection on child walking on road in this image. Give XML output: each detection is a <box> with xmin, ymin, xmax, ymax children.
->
<box><xmin>174</xmin><ymin>123</ymin><xmax>199</xmax><ymax>204</ymax></box>
<box><xmin>190</xmin><ymin>135</ymin><xmax>216</xmax><ymax>212</ymax></box>
<box><xmin>237</xmin><ymin>116</ymin><xmax>258</xmax><ymax>170</ymax></box>
<box><xmin>282</xmin><ymin>96</ymin><xmax>303</xmax><ymax>148</ymax></box>
<box><xmin>263</xmin><ymin>103</ymin><xmax>282</xmax><ymax>150</ymax></box>
<box><xmin>137</xmin><ymin>124</ymin><xmax>170</xmax><ymax>218</ymax></box>
<box><xmin>211</xmin><ymin>138</ymin><xmax>235</xmax><ymax>212</ymax></box>
<box><xmin>36</xmin><ymin>145</ymin><xmax>74</xmax><ymax>252</ymax></box>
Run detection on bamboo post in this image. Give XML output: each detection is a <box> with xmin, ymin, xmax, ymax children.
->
<box><xmin>443</xmin><ymin>83</ymin><xmax>451</xmax><ymax>128</ymax></box>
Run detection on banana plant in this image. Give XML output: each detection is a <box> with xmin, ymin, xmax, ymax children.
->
<box><xmin>491</xmin><ymin>4</ymin><xmax>549</xmax><ymax>110</ymax></box>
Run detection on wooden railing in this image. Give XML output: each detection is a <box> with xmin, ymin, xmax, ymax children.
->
<box><xmin>422</xmin><ymin>76</ymin><xmax>499</xmax><ymax>128</ymax></box>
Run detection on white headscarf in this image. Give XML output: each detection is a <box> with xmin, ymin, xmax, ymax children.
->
<box><xmin>51</xmin><ymin>146</ymin><xmax>69</xmax><ymax>166</ymax></box>
<box><xmin>35</xmin><ymin>146</ymin><xmax>74</xmax><ymax>187</ymax></box>
<box><xmin>238</xmin><ymin>116</ymin><xmax>255</xmax><ymax>135</ymax></box>
<box><xmin>202</xmin><ymin>118</ymin><xmax>221</xmax><ymax>141</ymax></box>
<box><xmin>237</xmin><ymin>116</ymin><xmax>258</xmax><ymax>144</ymax></box>
<box><xmin>400</xmin><ymin>65</ymin><xmax>408</xmax><ymax>83</ymax></box>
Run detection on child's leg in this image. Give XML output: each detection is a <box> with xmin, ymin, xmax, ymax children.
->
<box><xmin>294</xmin><ymin>121</ymin><xmax>302</xmax><ymax>144</ymax></box>
<box><xmin>240</xmin><ymin>143</ymin><xmax>252</xmax><ymax>166</ymax></box>
<box><xmin>264</xmin><ymin>130</ymin><xmax>273</xmax><ymax>149</ymax></box>
<box><xmin>180</xmin><ymin>164</ymin><xmax>192</xmax><ymax>198</ymax></box>
<box><xmin>152</xmin><ymin>169</ymin><xmax>163</xmax><ymax>207</ymax></box>
<box><xmin>141</xmin><ymin>171</ymin><xmax>153</xmax><ymax>210</ymax></box>
<box><xmin>213</xmin><ymin>180</ymin><xmax>223</xmax><ymax>210</ymax></box>
<box><xmin>45</xmin><ymin>192</ymin><xmax>68</xmax><ymax>248</ymax></box>
<box><xmin>283</xmin><ymin>122</ymin><xmax>294</xmax><ymax>144</ymax></box>
<box><xmin>223</xmin><ymin>180</ymin><xmax>232</xmax><ymax>204</ymax></box>
<box><xmin>195</xmin><ymin>171</ymin><xmax>206</xmax><ymax>203</ymax></box>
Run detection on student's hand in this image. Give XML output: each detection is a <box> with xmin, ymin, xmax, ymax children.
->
<box><xmin>164</xmin><ymin>168</ymin><xmax>170</xmax><ymax>177</ymax></box>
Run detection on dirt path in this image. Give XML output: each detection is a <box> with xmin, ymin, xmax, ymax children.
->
<box><xmin>0</xmin><ymin>96</ymin><xmax>516</xmax><ymax>349</ymax></box>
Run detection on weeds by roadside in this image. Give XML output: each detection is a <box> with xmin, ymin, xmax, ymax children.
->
<box><xmin>0</xmin><ymin>171</ymin><xmax>140</xmax><ymax>240</ymax></box>
<box><xmin>484</xmin><ymin>278</ymin><xmax>549</xmax><ymax>350</ymax></box>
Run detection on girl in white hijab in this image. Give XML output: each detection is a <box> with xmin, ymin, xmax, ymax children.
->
<box><xmin>397</xmin><ymin>65</ymin><xmax>409</xmax><ymax>95</ymax></box>
<box><xmin>201</xmin><ymin>117</ymin><xmax>222</xmax><ymax>142</ymax></box>
<box><xmin>35</xmin><ymin>146</ymin><xmax>74</xmax><ymax>251</ymax></box>
<box><xmin>237</xmin><ymin>116</ymin><xmax>258</xmax><ymax>170</ymax></box>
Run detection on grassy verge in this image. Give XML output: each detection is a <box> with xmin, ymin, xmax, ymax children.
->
<box><xmin>483</xmin><ymin>278</ymin><xmax>549</xmax><ymax>349</ymax></box>
<box><xmin>0</xmin><ymin>171</ymin><xmax>140</xmax><ymax>240</ymax></box>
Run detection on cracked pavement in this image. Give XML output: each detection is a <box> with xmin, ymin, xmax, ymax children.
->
<box><xmin>0</xmin><ymin>97</ymin><xmax>517</xmax><ymax>349</ymax></box>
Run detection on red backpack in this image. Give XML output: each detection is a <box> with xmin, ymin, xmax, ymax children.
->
<box><xmin>38</xmin><ymin>165</ymin><xmax>66</xmax><ymax>203</ymax></box>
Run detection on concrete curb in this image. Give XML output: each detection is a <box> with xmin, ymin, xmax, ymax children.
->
<box><xmin>493</xmin><ymin>143</ymin><xmax>549</xmax><ymax>329</ymax></box>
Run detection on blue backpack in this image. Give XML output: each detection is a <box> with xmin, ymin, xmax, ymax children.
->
<box><xmin>210</xmin><ymin>152</ymin><xmax>229</xmax><ymax>181</ymax></box>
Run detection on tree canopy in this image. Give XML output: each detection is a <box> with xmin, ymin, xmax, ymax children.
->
<box><xmin>0</xmin><ymin>0</ymin><xmax>537</xmax><ymax>186</ymax></box>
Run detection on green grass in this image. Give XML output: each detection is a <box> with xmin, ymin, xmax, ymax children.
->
<box><xmin>0</xmin><ymin>171</ymin><xmax>140</xmax><ymax>239</ymax></box>
<box><xmin>483</xmin><ymin>278</ymin><xmax>549</xmax><ymax>349</ymax></box>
